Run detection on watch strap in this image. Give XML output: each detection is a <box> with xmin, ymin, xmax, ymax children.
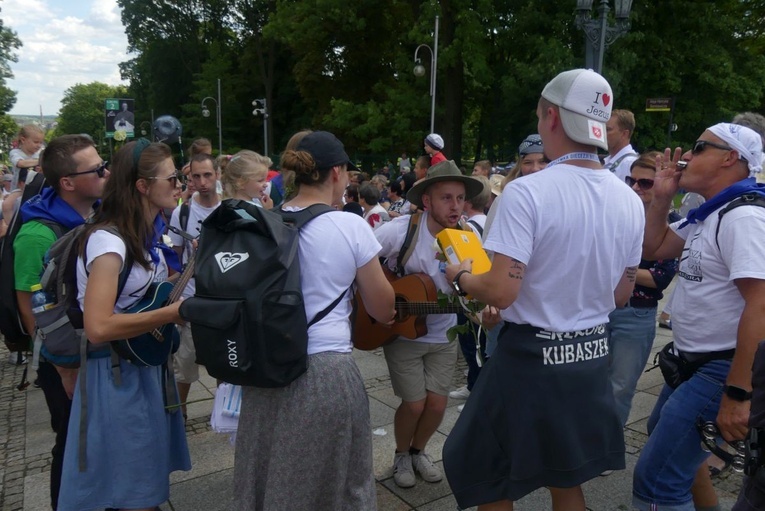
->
<box><xmin>723</xmin><ymin>384</ymin><xmax>752</xmax><ymax>402</ymax></box>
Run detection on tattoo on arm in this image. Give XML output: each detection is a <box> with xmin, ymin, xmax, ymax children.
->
<box><xmin>625</xmin><ymin>266</ymin><xmax>638</xmax><ymax>282</ymax></box>
<box><xmin>507</xmin><ymin>258</ymin><xmax>526</xmax><ymax>280</ymax></box>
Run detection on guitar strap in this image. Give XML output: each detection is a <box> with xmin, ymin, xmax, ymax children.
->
<box><xmin>395</xmin><ymin>212</ymin><xmax>422</xmax><ymax>277</ymax></box>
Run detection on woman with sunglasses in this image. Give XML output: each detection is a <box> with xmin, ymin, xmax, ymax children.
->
<box><xmin>58</xmin><ymin>139</ymin><xmax>191</xmax><ymax>511</ymax></box>
<box><xmin>606</xmin><ymin>151</ymin><xmax>681</xmax><ymax>430</ymax></box>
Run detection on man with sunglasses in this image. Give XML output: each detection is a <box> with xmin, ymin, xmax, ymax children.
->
<box><xmin>12</xmin><ymin>134</ymin><xmax>108</xmax><ymax>510</ymax></box>
<box><xmin>634</xmin><ymin>123</ymin><xmax>765</xmax><ymax>511</ymax></box>
<box><xmin>168</xmin><ymin>153</ymin><xmax>220</xmax><ymax>420</ymax></box>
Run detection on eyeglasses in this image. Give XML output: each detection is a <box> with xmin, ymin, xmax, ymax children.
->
<box><xmin>147</xmin><ymin>172</ymin><xmax>185</xmax><ymax>187</ymax></box>
<box><xmin>691</xmin><ymin>140</ymin><xmax>733</xmax><ymax>155</ymax></box>
<box><xmin>65</xmin><ymin>161</ymin><xmax>108</xmax><ymax>178</ymax></box>
<box><xmin>625</xmin><ymin>176</ymin><xmax>655</xmax><ymax>190</ymax></box>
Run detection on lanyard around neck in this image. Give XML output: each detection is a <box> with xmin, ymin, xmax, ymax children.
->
<box><xmin>547</xmin><ymin>152</ymin><xmax>601</xmax><ymax>168</ymax></box>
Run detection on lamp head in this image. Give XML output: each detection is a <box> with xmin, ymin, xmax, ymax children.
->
<box><xmin>413</xmin><ymin>63</ymin><xmax>426</xmax><ymax>77</ymax></box>
<box><xmin>202</xmin><ymin>108</ymin><xmax>210</xmax><ymax>118</ymax></box>
<box><xmin>614</xmin><ymin>0</ymin><xmax>633</xmax><ymax>18</ymax></box>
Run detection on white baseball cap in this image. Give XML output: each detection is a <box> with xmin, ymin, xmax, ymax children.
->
<box><xmin>541</xmin><ymin>68</ymin><xmax>613</xmax><ymax>151</ymax></box>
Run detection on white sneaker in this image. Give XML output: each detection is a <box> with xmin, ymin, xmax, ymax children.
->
<box><xmin>412</xmin><ymin>452</ymin><xmax>443</xmax><ymax>482</ymax></box>
<box><xmin>449</xmin><ymin>386</ymin><xmax>470</xmax><ymax>400</ymax></box>
<box><xmin>457</xmin><ymin>404</ymin><xmax>465</xmax><ymax>412</ymax></box>
<box><xmin>8</xmin><ymin>352</ymin><xmax>27</xmax><ymax>365</ymax></box>
<box><xmin>393</xmin><ymin>452</ymin><xmax>416</xmax><ymax>488</ymax></box>
<box><xmin>600</xmin><ymin>470</ymin><xmax>614</xmax><ymax>476</ymax></box>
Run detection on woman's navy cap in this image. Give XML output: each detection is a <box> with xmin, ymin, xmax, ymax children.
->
<box><xmin>296</xmin><ymin>131</ymin><xmax>359</xmax><ymax>171</ymax></box>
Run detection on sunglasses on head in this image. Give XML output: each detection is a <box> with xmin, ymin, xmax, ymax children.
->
<box><xmin>148</xmin><ymin>171</ymin><xmax>186</xmax><ymax>187</ymax></box>
<box><xmin>625</xmin><ymin>176</ymin><xmax>654</xmax><ymax>190</ymax></box>
<box><xmin>691</xmin><ymin>140</ymin><xmax>733</xmax><ymax>155</ymax></box>
<box><xmin>65</xmin><ymin>161</ymin><xmax>108</xmax><ymax>178</ymax></box>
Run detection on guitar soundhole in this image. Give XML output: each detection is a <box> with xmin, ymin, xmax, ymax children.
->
<box><xmin>395</xmin><ymin>296</ymin><xmax>409</xmax><ymax>322</ymax></box>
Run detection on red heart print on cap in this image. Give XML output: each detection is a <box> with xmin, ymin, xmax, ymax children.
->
<box><xmin>602</xmin><ymin>93</ymin><xmax>611</xmax><ymax>106</ymax></box>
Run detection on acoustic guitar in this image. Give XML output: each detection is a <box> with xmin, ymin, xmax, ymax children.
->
<box><xmin>352</xmin><ymin>270</ymin><xmax>463</xmax><ymax>351</ymax></box>
<box><xmin>112</xmin><ymin>254</ymin><xmax>196</xmax><ymax>366</ymax></box>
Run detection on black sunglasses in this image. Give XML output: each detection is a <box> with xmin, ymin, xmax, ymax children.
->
<box><xmin>148</xmin><ymin>172</ymin><xmax>186</xmax><ymax>187</ymax></box>
<box><xmin>625</xmin><ymin>176</ymin><xmax>654</xmax><ymax>190</ymax></box>
<box><xmin>66</xmin><ymin>161</ymin><xmax>108</xmax><ymax>178</ymax></box>
<box><xmin>691</xmin><ymin>140</ymin><xmax>733</xmax><ymax>155</ymax></box>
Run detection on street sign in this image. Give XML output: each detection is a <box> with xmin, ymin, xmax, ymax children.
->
<box><xmin>646</xmin><ymin>98</ymin><xmax>672</xmax><ymax>112</ymax></box>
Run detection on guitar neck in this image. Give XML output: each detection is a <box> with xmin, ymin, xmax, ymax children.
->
<box><xmin>166</xmin><ymin>254</ymin><xmax>196</xmax><ymax>305</ymax></box>
<box><xmin>395</xmin><ymin>302</ymin><xmax>464</xmax><ymax>315</ymax></box>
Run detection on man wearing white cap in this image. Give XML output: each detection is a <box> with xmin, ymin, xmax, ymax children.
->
<box><xmin>634</xmin><ymin>123</ymin><xmax>765</xmax><ymax>511</ymax></box>
<box><xmin>442</xmin><ymin>69</ymin><xmax>644</xmax><ymax>510</ymax></box>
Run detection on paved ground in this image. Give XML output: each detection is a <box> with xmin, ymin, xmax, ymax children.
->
<box><xmin>0</xmin><ymin>305</ymin><xmax>745</xmax><ymax>510</ymax></box>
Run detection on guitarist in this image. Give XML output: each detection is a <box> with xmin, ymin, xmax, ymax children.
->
<box><xmin>167</xmin><ymin>153</ymin><xmax>220</xmax><ymax>420</ymax></box>
<box><xmin>12</xmin><ymin>135</ymin><xmax>108</xmax><ymax>511</ymax></box>
<box><xmin>58</xmin><ymin>139</ymin><xmax>190</xmax><ymax>511</ymax></box>
<box><xmin>374</xmin><ymin>160</ymin><xmax>484</xmax><ymax>489</ymax></box>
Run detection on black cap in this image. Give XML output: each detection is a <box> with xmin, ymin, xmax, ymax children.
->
<box><xmin>296</xmin><ymin>131</ymin><xmax>358</xmax><ymax>171</ymax></box>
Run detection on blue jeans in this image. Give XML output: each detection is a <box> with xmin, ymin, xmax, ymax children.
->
<box><xmin>457</xmin><ymin>313</ymin><xmax>486</xmax><ymax>391</ymax></box>
<box><xmin>607</xmin><ymin>306</ymin><xmax>657</xmax><ymax>426</ymax></box>
<box><xmin>485</xmin><ymin>323</ymin><xmax>501</xmax><ymax>358</ymax></box>
<box><xmin>632</xmin><ymin>359</ymin><xmax>730</xmax><ymax>510</ymax></box>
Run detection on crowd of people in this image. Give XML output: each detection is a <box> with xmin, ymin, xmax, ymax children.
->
<box><xmin>1</xmin><ymin>65</ymin><xmax>765</xmax><ymax>511</ymax></box>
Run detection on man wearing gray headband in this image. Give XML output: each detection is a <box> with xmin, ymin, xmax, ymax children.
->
<box><xmin>636</xmin><ymin>123</ymin><xmax>765</xmax><ymax>511</ymax></box>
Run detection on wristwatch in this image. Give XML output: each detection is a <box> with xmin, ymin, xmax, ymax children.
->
<box><xmin>723</xmin><ymin>385</ymin><xmax>753</xmax><ymax>402</ymax></box>
<box><xmin>452</xmin><ymin>270</ymin><xmax>470</xmax><ymax>297</ymax></box>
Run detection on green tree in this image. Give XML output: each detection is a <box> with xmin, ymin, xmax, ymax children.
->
<box><xmin>0</xmin><ymin>3</ymin><xmax>22</xmax><ymax>114</ymax></box>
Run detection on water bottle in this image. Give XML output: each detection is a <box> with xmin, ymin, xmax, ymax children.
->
<box><xmin>30</xmin><ymin>283</ymin><xmax>54</xmax><ymax>314</ymax></box>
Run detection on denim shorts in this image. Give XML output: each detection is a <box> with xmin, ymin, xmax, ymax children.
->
<box><xmin>632</xmin><ymin>359</ymin><xmax>730</xmax><ymax>510</ymax></box>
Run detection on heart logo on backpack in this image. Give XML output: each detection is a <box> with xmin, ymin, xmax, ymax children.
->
<box><xmin>214</xmin><ymin>252</ymin><xmax>250</xmax><ymax>273</ymax></box>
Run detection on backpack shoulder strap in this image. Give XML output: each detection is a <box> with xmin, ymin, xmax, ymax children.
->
<box><xmin>715</xmin><ymin>193</ymin><xmax>765</xmax><ymax>249</ymax></box>
<box><xmin>34</xmin><ymin>218</ymin><xmax>67</xmax><ymax>239</ymax></box>
<box><xmin>395</xmin><ymin>211</ymin><xmax>422</xmax><ymax>277</ymax></box>
<box><xmin>607</xmin><ymin>152</ymin><xmax>639</xmax><ymax>172</ymax></box>
<box><xmin>275</xmin><ymin>203</ymin><xmax>336</xmax><ymax>229</ymax></box>
<box><xmin>179</xmin><ymin>202</ymin><xmax>190</xmax><ymax>232</ymax></box>
<box><xmin>467</xmin><ymin>219</ymin><xmax>484</xmax><ymax>237</ymax></box>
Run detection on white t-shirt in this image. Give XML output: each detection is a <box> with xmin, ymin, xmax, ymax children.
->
<box><xmin>669</xmin><ymin>203</ymin><xmax>765</xmax><ymax>352</ymax></box>
<box><xmin>364</xmin><ymin>203</ymin><xmax>390</xmax><ymax>229</ymax></box>
<box><xmin>168</xmin><ymin>197</ymin><xmax>220</xmax><ymax>298</ymax></box>
<box><xmin>603</xmin><ymin>144</ymin><xmax>638</xmax><ymax>184</ymax></box>
<box><xmin>9</xmin><ymin>147</ymin><xmax>41</xmax><ymax>189</ymax></box>
<box><xmin>375</xmin><ymin>213</ymin><xmax>457</xmax><ymax>343</ymax></box>
<box><xmin>77</xmin><ymin>230</ymin><xmax>168</xmax><ymax>313</ymax></box>
<box><xmin>484</xmin><ymin>164</ymin><xmax>644</xmax><ymax>331</ymax></box>
<box><xmin>283</xmin><ymin>209</ymin><xmax>381</xmax><ymax>355</ymax></box>
<box><xmin>466</xmin><ymin>214</ymin><xmax>487</xmax><ymax>235</ymax></box>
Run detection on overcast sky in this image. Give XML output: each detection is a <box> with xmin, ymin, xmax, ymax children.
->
<box><xmin>3</xmin><ymin>0</ymin><xmax>129</xmax><ymax>116</ymax></box>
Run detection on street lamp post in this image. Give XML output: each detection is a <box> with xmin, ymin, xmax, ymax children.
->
<box><xmin>575</xmin><ymin>0</ymin><xmax>633</xmax><ymax>75</ymax></box>
<box><xmin>413</xmin><ymin>15</ymin><xmax>439</xmax><ymax>134</ymax></box>
<box><xmin>201</xmin><ymin>78</ymin><xmax>223</xmax><ymax>154</ymax></box>
<box><xmin>252</xmin><ymin>98</ymin><xmax>269</xmax><ymax>157</ymax></box>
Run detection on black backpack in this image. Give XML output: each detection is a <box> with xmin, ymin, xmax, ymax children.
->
<box><xmin>0</xmin><ymin>174</ymin><xmax>60</xmax><ymax>353</ymax></box>
<box><xmin>180</xmin><ymin>200</ymin><xmax>347</xmax><ymax>387</ymax></box>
